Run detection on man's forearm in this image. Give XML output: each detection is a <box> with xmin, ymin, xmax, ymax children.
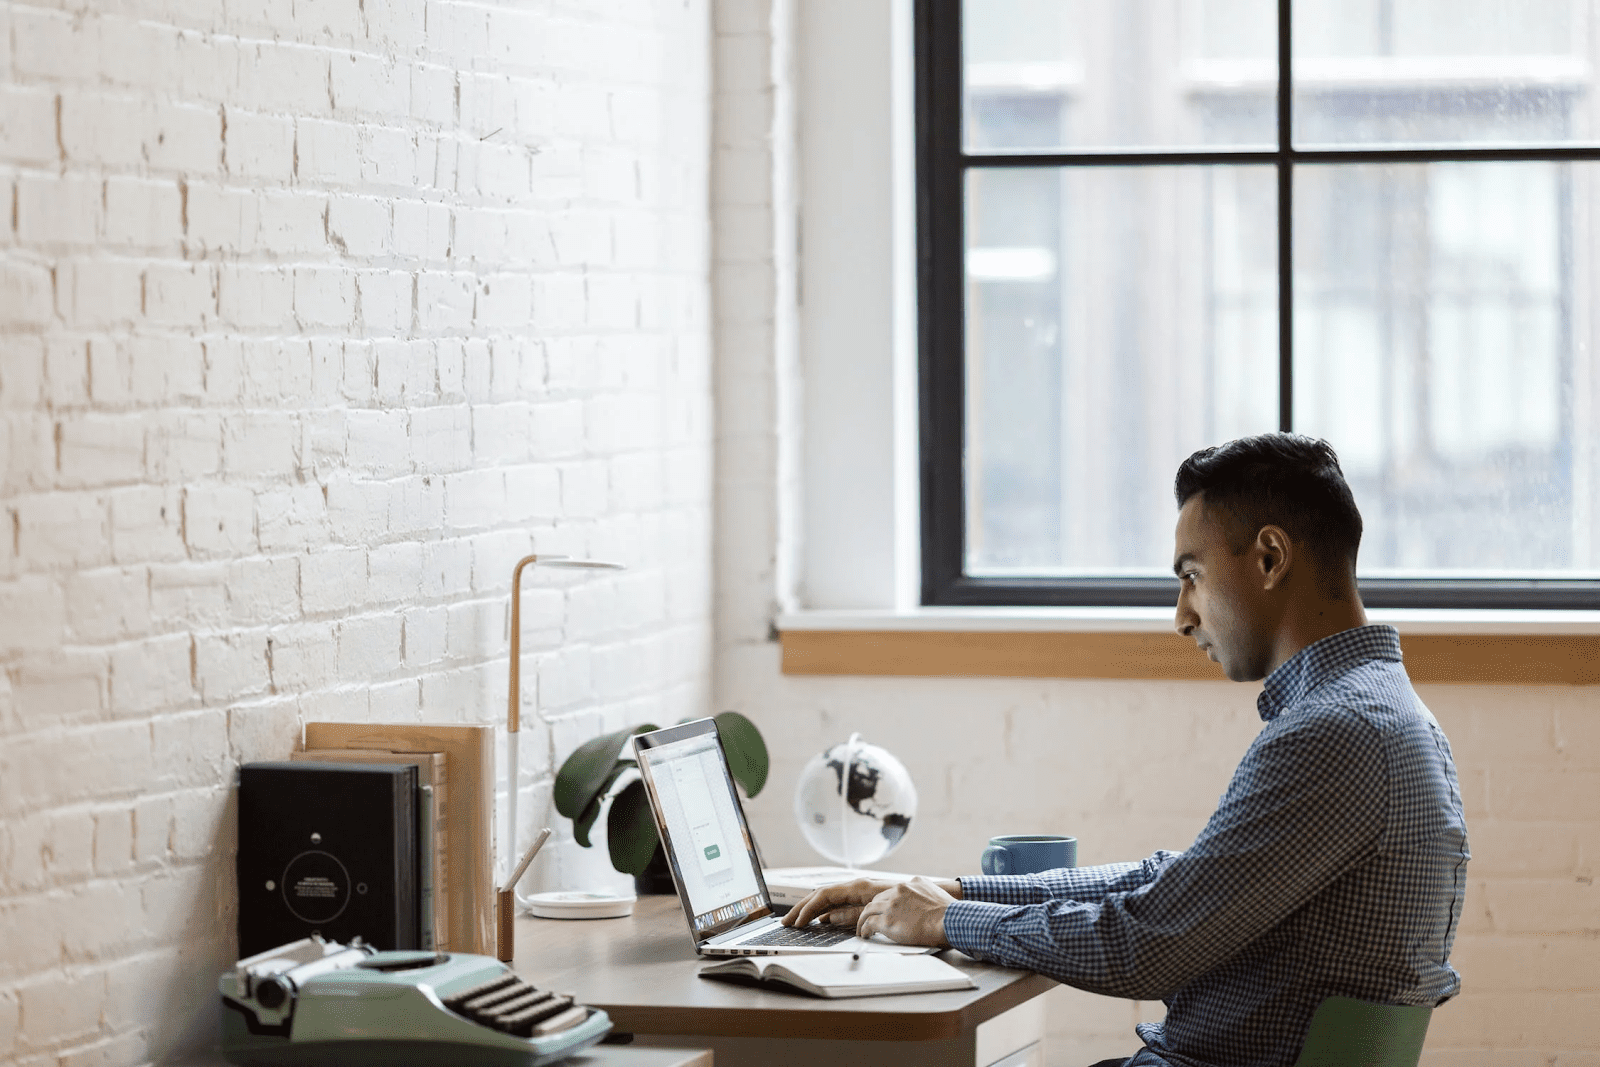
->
<box><xmin>958</xmin><ymin>856</ymin><xmax>1173</xmax><ymax>907</ymax></box>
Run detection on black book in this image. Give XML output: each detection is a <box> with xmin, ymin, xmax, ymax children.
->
<box><xmin>237</xmin><ymin>761</ymin><xmax>419</xmax><ymax>957</ymax></box>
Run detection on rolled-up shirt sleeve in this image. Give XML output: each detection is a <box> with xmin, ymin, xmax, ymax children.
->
<box><xmin>943</xmin><ymin>707</ymin><xmax>1387</xmax><ymax>1001</ymax></box>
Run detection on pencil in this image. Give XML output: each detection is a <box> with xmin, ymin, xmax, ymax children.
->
<box><xmin>504</xmin><ymin>827</ymin><xmax>552</xmax><ymax>890</ymax></box>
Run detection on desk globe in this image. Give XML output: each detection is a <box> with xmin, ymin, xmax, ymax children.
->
<box><xmin>793</xmin><ymin>733</ymin><xmax>918</xmax><ymax>866</ymax></box>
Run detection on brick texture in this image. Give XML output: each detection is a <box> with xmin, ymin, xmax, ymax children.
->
<box><xmin>0</xmin><ymin>2</ymin><xmax>712</xmax><ymax>1064</ymax></box>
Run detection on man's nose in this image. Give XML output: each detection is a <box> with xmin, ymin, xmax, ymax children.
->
<box><xmin>1174</xmin><ymin>593</ymin><xmax>1197</xmax><ymax>637</ymax></box>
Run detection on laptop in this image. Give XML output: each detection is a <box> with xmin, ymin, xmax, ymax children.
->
<box><xmin>632</xmin><ymin>719</ymin><xmax>929</xmax><ymax>957</ymax></box>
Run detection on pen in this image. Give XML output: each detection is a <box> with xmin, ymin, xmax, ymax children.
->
<box><xmin>506</xmin><ymin>826</ymin><xmax>553</xmax><ymax>890</ymax></box>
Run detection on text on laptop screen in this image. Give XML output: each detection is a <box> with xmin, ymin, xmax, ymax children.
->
<box><xmin>637</xmin><ymin>732</ymin><xmax>763</xmax><ymax>930</ymax></box>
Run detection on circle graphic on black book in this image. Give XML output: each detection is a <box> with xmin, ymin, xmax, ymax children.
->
<box><xmin>281</xmin><ymin>850</ymin><xmax>352</xmax><ymax>924</ymax></box>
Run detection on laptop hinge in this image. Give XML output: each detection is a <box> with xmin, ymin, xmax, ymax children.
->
<box><xmin>704</xmin><ymin>919</ymin><xmax>770</xmax><ymax>947</ymax></box>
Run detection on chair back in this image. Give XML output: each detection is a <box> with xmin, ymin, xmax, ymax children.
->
<box><xmin>1292</xmin><ymin>995</ymin><xmax>1433</xmax><ymax>1067</ymax></box>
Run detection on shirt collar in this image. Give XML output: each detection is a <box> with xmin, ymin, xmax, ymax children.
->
<box><xmin>1256</xmin><ymin>624</ymin><xmax>1403</xmax><ymax>722</ymax></box>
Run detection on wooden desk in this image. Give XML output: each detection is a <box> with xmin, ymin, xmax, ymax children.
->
<box><xmin>174</xmin><ymin>1046</ymin><xmax>709</xmax><ymax>1067</ymax></box>
<box><xmin>511</xmin><ymin>896</ymin><xmax>1057</xmax><ymax>1067</ymax></box>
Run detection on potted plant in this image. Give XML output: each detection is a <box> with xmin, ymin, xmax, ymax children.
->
<box><xmin>553</xmin><ymin>711</ymin><xmax>768</xmax><ymax>892</ymax></box>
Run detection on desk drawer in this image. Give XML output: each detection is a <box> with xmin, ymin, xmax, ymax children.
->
<box><xmin>986</xmin><ymin>1041</ymin><xmax>1043</xmax><ymax>1067</ymax></box>
<box><xmin>976</xmin><ymin>997</ymin><xmax>1047</xmax><ymax>1067</ymax></box>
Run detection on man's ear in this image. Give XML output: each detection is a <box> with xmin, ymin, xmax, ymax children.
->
<box><xmin>1256</xmin><ymin>525</ymin><xmax>1292</xmax><ymax>590</ymax></box>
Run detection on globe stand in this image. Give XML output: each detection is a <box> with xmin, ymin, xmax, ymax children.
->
<box><xmin>838</xmin><ymin>732</ymin><xmax>862</xmax><ymax>871</ymax></box>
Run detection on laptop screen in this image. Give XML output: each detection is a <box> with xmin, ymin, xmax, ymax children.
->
<box><xmin>633</xmin><ymin>720</ymin><xmax>770</xmax><ymax>940</ymax></box>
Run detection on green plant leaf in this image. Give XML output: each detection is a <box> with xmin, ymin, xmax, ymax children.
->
<box><xmin>573</xmin><ymin>794</ymin><xmax>602</xmax><ymax>848</ymax></box>
<box><xmin>572</xmin><ymin>762</ymin><xmax>631</xmax><ymax>848</ymax></box>
<box><xmin>714</xmin><ymin>710</ymin><xmax>768</xmax><ymax>798</ymax></box>
<box><xmin>606</xmin><ymin>778</ymin><xmax>660</xmax><ymax>876</ymax></box>
<box><xmin>554</xmin><ymin>723</ymin><xmax>657</xmax><ymax>818</ymax></box>
<box><xmin>554</xmin><ymin>727</ymin><xmax>634</xmax><ymax>818</ymax></box>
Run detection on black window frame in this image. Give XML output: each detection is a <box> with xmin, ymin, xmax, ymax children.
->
<box><xmin>917</xmin><ymin>0</ymin><xmax>1600</xmax><ymax>610</ymax></box>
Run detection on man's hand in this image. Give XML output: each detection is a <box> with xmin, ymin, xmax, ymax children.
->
<box><xmin>855</xmin><ymin>877</ymin><xmax>956</xmax><ymax>949</ymax></box>
<box><xmin>780</xmin><ymin>878</ymin><xmax>894</xmax><ymax>930</ymax></box>
<box><xmin>780</xmin><ymin>876</ymin><xmax>964</xmax><ymax>949</ymax></box>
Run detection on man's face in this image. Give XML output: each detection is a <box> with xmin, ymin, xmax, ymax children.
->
<box><xmin>1172</xmin><ymin>494</ymin><xmax>1276</xmax><ymax>682</ymax></box>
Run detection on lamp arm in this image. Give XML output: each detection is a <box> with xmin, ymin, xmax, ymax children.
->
<box><xmin>502</xmin><ymin>552</ymin><xmax>625</xmax><ymax>892</ymax></box>
<box><xmin>506</xmin><ymin>552</ymin><xmax>624</xmax><ymax>736</ymax></box>
<box><xmin>507</xmin><ymin>553</ymin><xmax>544</xmax><ymax>737</ymax></box>
<box><xmin>505</xmin><ymin>553</ymin><xmax>555</xmax><ymax>890</ymax></box>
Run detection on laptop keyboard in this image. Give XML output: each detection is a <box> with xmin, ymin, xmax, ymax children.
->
<box><xmin>740</xmin><ymin>923</ymin><xmax>857</xmax><ymax>949</ymax></box>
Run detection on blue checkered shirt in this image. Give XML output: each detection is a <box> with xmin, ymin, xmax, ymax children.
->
<box><xmin>945</xmin><ymin>625</ymin><xmax>1469</xmax><ymax>1067</ymax></box>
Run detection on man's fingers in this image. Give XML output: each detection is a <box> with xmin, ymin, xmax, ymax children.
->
<box><xmin>780</xmin><ymin>887</ymin><xmax>828</xmax><ymax>926</ymax></box>
<box><xmin>820</xmin><ymin>905</ymin><xmax>863</xmax><ymax>926</ymax></box>
<box><xmin>806</xmin><ymin>888</ymin><xmax>855</xmax><ymax>926</ymax></box>
<box><xmin>855</xmin><ymin>903</ymin><xmax>879</xmax><ymax>942</ymax></box>
<box><xmin>784</xmin><ymin>884</ymin><xmax>856</xmax><ymax>927</ymax></box>
<box><xmin>780</xmin><ymin>879</ymin><xmax>888</xmax><ymax>928</ymax></box>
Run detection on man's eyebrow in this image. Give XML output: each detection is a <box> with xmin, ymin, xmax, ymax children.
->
<box><xmin>1172</xmin><ymin>552</ymin><xmax>1196</xmax><ymax>577</ymax></box>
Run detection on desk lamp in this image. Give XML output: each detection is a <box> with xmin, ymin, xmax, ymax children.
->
<box><xmin>498</xmin><ymin>554</ymin><xmax>624</xmax><ymax>958</ymax></box>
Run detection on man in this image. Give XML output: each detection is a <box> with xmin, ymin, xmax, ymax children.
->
<box><xmin>782</xmin><ymin>434</ymin><xmax>1470</xmax><ymax>1067</ymax></box>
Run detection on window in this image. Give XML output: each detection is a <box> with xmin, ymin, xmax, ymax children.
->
<box><xmin>918</xmin><ymin>0</ymin><xmax>1600</xmax><ymax>608</ymax></box>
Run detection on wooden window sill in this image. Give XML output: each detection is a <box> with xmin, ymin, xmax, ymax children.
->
<box><xmin>777</xmin><ymin>610</ymin><xmax>1600</xmax><ymax>684</ymax></box>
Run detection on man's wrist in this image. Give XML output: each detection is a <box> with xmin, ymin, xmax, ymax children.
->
<box><xmin>941</xmin><ymin>898</ymin><xmax>1008</xmax><ymax>958</ymax></box>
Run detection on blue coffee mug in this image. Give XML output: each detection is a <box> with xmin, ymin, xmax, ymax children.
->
<box><xmin>980</xmin><ymin>835</ymin><xmax>1077</xmax><ymax>876</ymax></box>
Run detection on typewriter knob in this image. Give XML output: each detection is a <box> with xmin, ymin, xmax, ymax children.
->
<box><xmin>255</xmin><ymin>978</ymin><xmax>289</xmax><ymax>1010</ymax></box>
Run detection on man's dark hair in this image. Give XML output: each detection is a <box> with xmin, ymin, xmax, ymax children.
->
<box><xmin>1174</xmin><ymin>433</ymin><xmax>1363</xmax><ymax>575</ymax></box>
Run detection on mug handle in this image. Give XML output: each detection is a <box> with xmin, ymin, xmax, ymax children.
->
<box><xmin>980</xmin><ymin>845</ymin><xmax>1011</xmax><ymax>876</ymax></box>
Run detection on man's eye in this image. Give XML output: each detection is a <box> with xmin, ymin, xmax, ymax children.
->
<box><xmin>1181</xmin><ymin>571</ymin><xmax>1198</xmax><ymax>585</ymax></box>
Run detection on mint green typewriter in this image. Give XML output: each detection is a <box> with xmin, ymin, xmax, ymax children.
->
<box><xmin>219</xmin><ymin>937</ymin><xmax>611</xmax><ymax>1066</ymax></box>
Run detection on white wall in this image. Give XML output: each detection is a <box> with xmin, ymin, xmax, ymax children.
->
<box><xmin>0</xmin><ymin>2</ymin><xmax>713</xmax><ymax>1063</ymax></box>
<box><xmin>792</xmin><ymin>0</ymin><xmax>920</xmax><ymax>611</ymax></box>
<box><xmin>710</xmin><ymin>3</ymin><xmax>1600</xmax><ymax>1065</ymax></box>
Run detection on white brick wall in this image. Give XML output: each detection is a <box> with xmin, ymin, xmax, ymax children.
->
<box><xmin>707</xmin><ymin>2</ymin><xmax>1600</xmax><ymax>1065</ymax></box>
<box><xmin>0</xmin><ymin>2</ymin><xmax>712</xmax><ymax>1064</ymax></box>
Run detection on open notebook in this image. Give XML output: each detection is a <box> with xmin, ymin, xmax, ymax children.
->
<box><xmin>699</xmin><ymin>951</ymin><xmax>975</xmax><ymax>998</ymax></box>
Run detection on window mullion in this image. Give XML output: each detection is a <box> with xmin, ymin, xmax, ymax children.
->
<box><xmin>1279</xmin><ymin>0</ymin><xmax>1294</xmax><ymax>432</ymax></box>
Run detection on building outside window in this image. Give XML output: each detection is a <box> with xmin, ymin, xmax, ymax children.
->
<box><xmin>924</xmin><ymin>0</ymin><xmax>1600</xmax><ymax>608</ymax></box>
